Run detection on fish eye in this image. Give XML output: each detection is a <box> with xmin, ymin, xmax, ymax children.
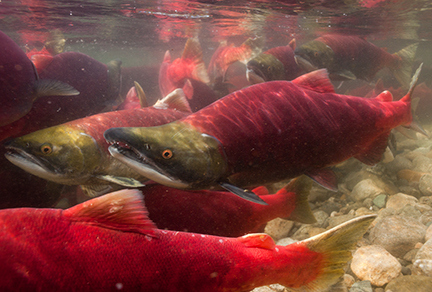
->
<box><xmin>40</xmin><ymin>143</ymin><xmax>53</xmax><ymax>155</ymax></box>
<box><xmin>162</xmin><ymin>149</ymin><xmax>173</xmax><ymax>159</ymax></box>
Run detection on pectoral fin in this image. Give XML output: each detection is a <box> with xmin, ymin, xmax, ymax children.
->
<box><xmin>97</xmin><ymin>175</ymin><xmax>145</xmax><ymax>187</ymax></box>
<box><xmin>33</xmin><ymin>79</ymin><xmax>80</xmax><ymax>98</ymax></box>
<box><xmin>80</xmin><ymin>184</ymin><xmax>113</xmax><ymax>198</ymax></box>
<box><xmin>219</xmin><ymin>182</ymin><xmax>268</xmax><ymax>205</ymax></box>
<box><xmin>305</xmin><ymin>168</ymin><xmax>338</xmax><ymax>191</ymax></box>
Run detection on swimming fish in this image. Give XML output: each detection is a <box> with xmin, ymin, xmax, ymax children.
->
<box><xmin>0</xmin><ymin>52</ymin><xmax>122</xmax><ymax>143</ymax></box>
<box><xmin>104</xmin><ymin>65</ymin><xmax>425</xmax><ymax>204</ymax></box>
<box><xmin>143</xmin><ymin>176</ymin><xmax>316</xmax><ymax>237</ymax></box>
<box><xmin>0</xmin><ymin>30</ymin><xmax>79</xmax><ymax>127</ymax></box>
<box><xmin>5</xmin><ymin>89</ymin><xmax>191</xmax><ymax>198</ymax></box>
<box><xmin>294</xmin><ymin>34</ymin><xmax>418</xmax><ymax>88</ymax></box>
<box><xmin>208</xmin><ymin>38</ymin><xmax>263</xmax><ymax>85</ymax></box>
<box><xmin>0</xmin><ymin>188</ymin><xmax>376</xmax><ymax>292</ymax></box>
<box><xmin>246</xmin><ymin>39</ymin><xmax>303</xmax><ymax>84</ymax></box>
<box><xmin>159</xmin><ymin>38</ymin><xmax>210</xmax><ymax>98</ymax></box>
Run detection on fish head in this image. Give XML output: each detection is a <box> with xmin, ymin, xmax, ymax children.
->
<box><xmin>294</xmin><ymin>40</ymin><xmax>335</xmax><ymax>72</ymax></box>
<box><xmin>104</xmin><ymin>123</ymin><xmax>227</xmax><ymax>189</ymax></box>
<box><xmin>246</xmin><ymin>53</ymin><xmax>285</xmax><ymax>84</ymax></box>
<box><xmin>4</xmin><ymin>125</ymin><xmax>102</xmax><ymax>184</ymax></box>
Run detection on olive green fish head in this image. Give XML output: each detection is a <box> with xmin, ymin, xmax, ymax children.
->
<box><xmin>104</xmin><ymin>122</ymin><xmax>227</xmax><ymax>189</ymax></box>
<box><xmin>5</xmin><ymin>125</ymin><xmax>102</xmax><ymax>184</ymax></box>
<box><xmin>294</xmin><ymin>40</ymin><xmax>335</xmax><ymax>72</ymax></box>
<box><xmin>246</xmin><ymin>53</ymin><xmax>285</xmax><ymax>84</ymax></box>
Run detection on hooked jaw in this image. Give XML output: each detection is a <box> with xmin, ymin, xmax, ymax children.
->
<box><xmin>104</xmin><ymin>126</ymin><xmax>192</xmax><ymax>189</ymax></box>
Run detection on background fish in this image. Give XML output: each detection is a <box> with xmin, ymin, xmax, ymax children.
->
<box><xmin>0</xmin><ymin>30</ymin><xmax>78</xmax><ymax>127</ymax></box>
<box><xmin>104</xmin><ymin>66</ymin><xmax>424</xmax><ymax>203</ymax></box>
<box><xmin>246</xmin><ymin>39</ymin><xmax>304</xmax><ymax>84</ymax></box>
<box><xmin>294</xmin><ymin>34</ymin><xmax>418</xmax><ymax>88</ymax></box>
<box><xmin>141</xmin><ymin>176</ymin><xmax>316</xmax><ymax>237</ymax></box>
<box><xmin>0</xmin><ymin>188</ymin><xmax>376</xmax><ymax>292</ymax></box>
<box><xmin>5</xmin><ymin>89</ymin><xmax>191</xmax><ymax>198</ymax></box>
<box><xmin>0</xmin><ymin>52</ymin><xmax>121</xmax><ymax>143</ymax></box>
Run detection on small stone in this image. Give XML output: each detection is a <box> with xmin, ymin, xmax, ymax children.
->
<box><xmin>343</xmin><ymin>274</ymin><xmax>355</xmax><ymax>288</ymax></box>
<box><xmin>385</xmin><ymin>155</ymin><xmax>414</xmax><ymax>174</ymax></box>
<box><xmin>291</xmin><ymin>224</ymin><xmax>314</xmax><ymax>241</ymax></box>
<box><xmin>370</xmin><ymin>215</ymin><xmax>426</xmax><ymax>258</ymax></box>
<box><xmin>374</xmin><ymin>288</ymin><xmax>384</xmax><ymax>292</ymax></box>
<box><xmin>251</xmin><ymin>284</ymin><xmax>286</xmax><ymax>292</ymax></box>
<box><xmin>312</xmin><ymin>210</ymin><xmax>329</xmax><ymax>228</ymax></box>
<box><xmin>355</xmin><ymin>207</ymin><xmax>375</xmax><ymax>216</ymax></box>
<box><xmin>373</xmin><ymin>194</ymin><xmax>387</xmax><ymax>208</ymax></box>
<box><xmin>386</xmin><ymin>193</ymin><xmax>418</xmax><ymax>210</ymax></box>
<box><xmin>351</xmin><ymin>245</ymin><xmax>401</xmax><ymax>286</ymax></box>
<box><xmin>401</xmin><ymin>266</ymin><xmax>412</xmax><ymax>275</ymax></box>
<box><xmin>399</xmin><ymin>205</ymin><xmax>422</xmax><ymax>219</ymax></box>
<box><xmin>308</xmin><ymin>227</ymin><xmax>326</xmax><ymax>237</ymax></box>
<box><xmin>419</xmin><ymin>174</ymin><xmax>432</xmax><ymax>196</ymax></box>
<box><xmin>349</xmin><ymin>280</ymin><xmax>372</xmax><ymax>292</ymax></box>
<box><xmin>413</xmin><ymin>237</ymin><xmax>432</xmax><ymax>276</ymax></box>
<box><xmin>403</xmin><ymin>249</ymin><xmax>419</xmax><ymax>263</ymax></box>
<box><xmin>412</xmin><ymin>155</ymin><xmax>432</xmax><ymax>173</ymax></box>
<box><xmin>264</xmin><ymin>218</ymin><xmax>294</xmax><ymax>241</ymax></box>
<box><xmin>385</xmin><ymin>275</ymin><xmax>432</xmax><ymax>292</ymax></box>
<box><xmin>275</xmin><ymin>237</ymin><xmax>297</xmax><ymax>246</ymax></box>
<box><xmin>415</xmin><ymin>242</ymin><xmax>424</xmax><ymax>249</ymax></box>
<box><xmin>328</xmin><ymin>214</ymin><xmax>355</xmax><ymax>229</ymax></box>
<box><xmin>350</xmin><ymin>179</ymin><xmax>385</xmax><ymax>201</ymax></box>
<box><xmin>426</xmin><ymin>224</ymin><xmax>432</xmax><ymax>241</ymax></box>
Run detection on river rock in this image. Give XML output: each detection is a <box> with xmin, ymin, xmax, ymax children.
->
<box><xmin>419</xmin><ymin>174</ymin><xmax>432</xmax><ymax>196</ymax></box>
<box><xmin>312</xmin><ymin>210</ymin><xmax>329</xmax><ymax>228</ymax></box>
<box><xmin>385</xmin><ymin>154</ymin><xmax>413</xmax><ymax>174</ymax></box>
<box><xmin>264</xmin><ymin>218</ymin><xmax>294</xmax><ymax>241</ymax></box>
<box><xmin>385</xmin><ymin>275</ymin><xmax>432</xmax><ymax>292</ymax></box>
<box><xmin>350</xmin><ymin>179</ymin><xmax>385</xmax><ymax>201</ymax></box>
<box><xmin>349</xmin><ymin>280</ymin><xmax>372</xmax><ymax>292</ymax></box>
<box><xmin>386</xmin><ymin>193</ymin><xmax>418</xmax><ymax>210</ymax></box>
<box><xmin>412</xmin><ymin>237</ymin><xmax>432</xmax><ymax>276</ymax></box>
<box><xmin>328</xmin><ymin>213</ymin><xmax>355</xmax><ymax>229</ymax></box>
<box><xmin>370</xmin><ymin>215</ymin><xmax>426</xmax><ymax>258</ymax></box>
<box><xmin>373</xmin><ymin>194</ymin><xmax>387</xmax><ymax>208</ymax></box>
<box><xmin>426</xmin><ymin>224</ymin><xmax>432</xmax><ymax>241</ymax></box>
<box><xmin>351</xmin><ymin>245</ymin><xmax>401</xmax><ymax>286</ymax></box>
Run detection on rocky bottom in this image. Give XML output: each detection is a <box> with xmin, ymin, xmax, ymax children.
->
<box><xmin>253</xmin><ymin>124</ymin><xmax>432</xmax><ymax>292</ymax></box>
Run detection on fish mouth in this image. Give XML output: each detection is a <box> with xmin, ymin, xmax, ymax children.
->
<box><xmin>4</xmin><ymin>146</ymin><xmax>67</xmax><ymax>181</ymax></box>
<box><xmin>246</xmin><ymin>65</ymin><xmax>266</xmax><ymax>84</ymax></box>
<box><xmin>107</xmin><ymin>141</ymin><xmax>189</xmax><ymax>189</ymax></box>
<box><xmin>294</xmin><ymin>55</ymin><xmax>318</xmax><ymax>72</ymax></box>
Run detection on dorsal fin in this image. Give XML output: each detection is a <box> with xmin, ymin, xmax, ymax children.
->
<box><xmin>163</xmin><ymin>50</ymin><xmax>171</xmax><ymax>63</ymax></box>
<box><xmin>288</xmin><ymin>38</ymin><xmax>296</xmax><ymax>50</ymax></box>
<box><xmin>237</xmin><ymin>233</ymin><xmax>275</xmax><ymax>249</ymax></box>
<box><xmin>133</xmin><ymin>81</ymin><xmax>148</xmax><ymax>108</ymax></box>
<box><xmin>153</xmin><ymin>88</ymin><xmax>192</xmax><ymax>113</ymax></box>
<box><xmin>292</xmin><ymin>69</ymin><xmax>335</xmax><ymax>93</ymax></box>
<box><xmin>375</xmin><ymin>90</ymin><xmax>393</xmax><ymax>102</ymax></box>
<box><xmin>181</xmin><ymin>38</ymin><xmax>210</xmax><ymax>84</ymax></box>
<box><xmin>250</xmin><ymin>185</ymin><xmax>269</xmax><ymax>196</ymax></box>
<box><xmin>63</xmin><ymin>189</ymin><xmax>157</xmax><ymax>236</ymax></box>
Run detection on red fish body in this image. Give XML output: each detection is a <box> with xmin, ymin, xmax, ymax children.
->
<box><xmin>0</xmin><ymin>189</ymin><xmax>374</xmax><ymax>292</ymax></box>
<box><xmin>0</xmin><ymin>52</ymin><xmax>121</xmax><ymax>142</ymax></box>
<box><xmin>183</xmin><ymin>71</ymin><xmax>414</xmax><ymax>188</ymax></box>
<box><xmin>104</xmin><ymin>68</ymin><xmax>422</xmax><ymax>198</ymax></box>
<box><xmin>0</xmin><ymin>31</ymin><xmax>44</xmax><ymax>126</ymax></box>
<box><xmin>294</xmin><ymin>34</ymin><xmax>418</xmax><ymax>87</ymax></box>
<box><xmin>142</xmin><ymin>176</ymin><xmax>315</xmax><ymax>237</ymax></box>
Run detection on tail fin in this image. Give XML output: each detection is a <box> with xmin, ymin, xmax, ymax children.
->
<box><xmin>397</xmin><ymin>63</ymin><xmax>428</xmax><ymax>137</ymax></box>
<box><xmin>282</xmin><ymin>176</ymin><xmax>316</xmax><ymax>224</ymax></box>
<box><xmin>392</xmin><ymin>43</ymin><xmax>418</xmax><ymax>89</ymax></box>
<box><xmin>288</xmin><ymin>215</ymin><xmax>376</xmax><ymax>292</ymax></box>
<box><xmin>182</xmin><ymin>38</ymin><xmax>210</xmax><ymax>84</ymax></box>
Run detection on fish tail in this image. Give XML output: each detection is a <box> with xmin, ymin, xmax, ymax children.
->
<box><xmin>391</xmin><ymin>43</ymin><xmax>418</xmax><ymax>89</ymax></box>
<box><xmin>181</xmin><ymin>38</ymin><xmax>210</xmax><ymax>84</ymax></box>
<box><xmin>398</xmin><ymin>63</ymin><xmax>428</xmax><ymax>137</ymax></box>
<box><xmin>286</xmin><ymin>215</ymin><xmax>376</xmax><ymax>292</ymax></box>
<box><xmin>282</xmin><ymin>176</ymin><xmax>316</xmax><ymax>224</ymax></box>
